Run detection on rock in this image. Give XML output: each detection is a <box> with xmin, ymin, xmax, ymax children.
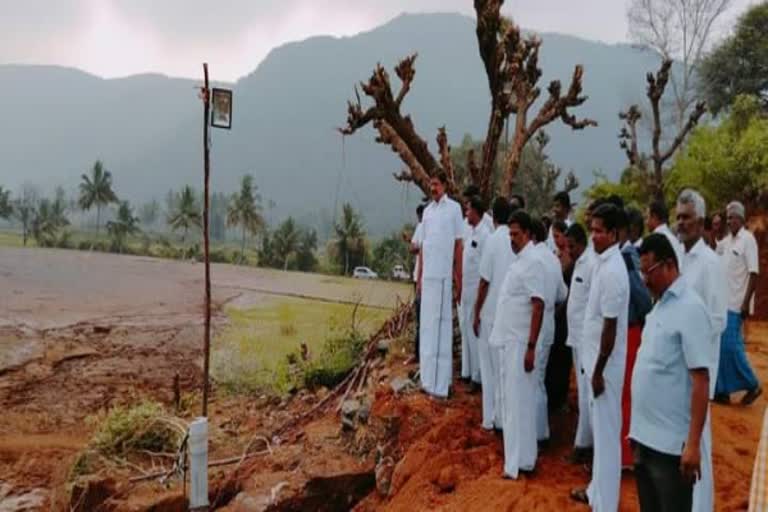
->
<box><xmin>69</xmin><ymin>477</ymin><xmax>116</xmax><ymax>512</ymax></box>
<box><xmin>231</xmin><ymin>491</ymin><xmax>272</xmax><ymax>512</ymax></box>
<box><xmin>435</xmin><ymin>464</ymin><xmax>460</xmax><ymax>493</ymax></box>
<box><xmin>377</xmin><ymin>338</ymin><xmax>393</xmax><ymax>353</ymax></box>
<box><xmin>390</xmin><ymin>376</ymin><xmax>414</xmax><ymax>394</ymax></box>
<box><xmin>341</xmin><ymin>399</ymin><xmax>361</xmax><ymax>430</ymax></box>
<box><xmin>358</xmin><ymin>400</ymin><xmax>371</xmax><ymax>424</ymax></box>
<box><xmin>375</xmin><ymin>456</ymin><xmax>395</xmax><ymax>496</ymax></box>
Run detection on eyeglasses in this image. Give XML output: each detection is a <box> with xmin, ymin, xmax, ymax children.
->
<box><xmin>642</xmin><ymin>260</ymin><xmax>664</xmax><ymax>278</ymax></box>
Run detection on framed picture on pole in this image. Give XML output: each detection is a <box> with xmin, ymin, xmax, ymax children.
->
<box><xmin>211</xmin><ymin>88</ymin><xmax>233</xmax><ymax>129</ymax></box>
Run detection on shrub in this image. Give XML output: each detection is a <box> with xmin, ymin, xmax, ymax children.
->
<box><xmin>89</xmin><ymin>401</ymin><xmax>185</xmax><ymax>457</ymax></box>
<box><xmin>303</xmin><ymin>329</ymin><xmax>366</xmax><ymax>390</ymax></box>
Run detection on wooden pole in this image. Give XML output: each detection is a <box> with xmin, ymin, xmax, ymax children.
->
<box><xmin>202</xmin><ymin>63</ymin><xmax>212</xmax><ymax>418</ymax></box>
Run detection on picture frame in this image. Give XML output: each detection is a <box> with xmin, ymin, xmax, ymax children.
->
<box><xmin>211</xmin><ymin>88</ymin><xmax>233</xmax><ymax>129</ymax></box>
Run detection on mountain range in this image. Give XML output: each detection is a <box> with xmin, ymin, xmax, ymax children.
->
<box><xmin>0</xmin><ymin>12</ymin><xmax>664</xmax><ymax>236</ymax></box>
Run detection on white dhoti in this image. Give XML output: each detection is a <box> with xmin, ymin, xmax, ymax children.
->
<box><xmin>499</xmin><ymin>342</ymin><xmax>537</xmax><ymax>478</ymax></box>
<box><xmin>693</xmin><ymin>411</ymin><xmax>714</xmax><ymax>512</ymax></box>
<box><xmin>460</xmin><ymin>286</ymin><xmax>481</xmax><ymax>382</ymax></box>
<box><xmin>572</xmin><ymin>347</ymin><xmax>593</xmax><ymax>449</ymax></box>
<box><xmin>586</xmin><ymin>367</ymin><xmax>622</xmax><ymax>512</ymax></box>
<box><xmin>535</xmin><ymin>340</ymin><xmax>553</xmax><ymax>441</ymax></box>
<box><xmin>419</xmin><ymin>278</ymin><xmax>453</xmax><ymax>398</ymax></box>
<box><xmin>478</xmin><ymin>319</ymin><xmax>501</xmax><ymax>429</ymax></box>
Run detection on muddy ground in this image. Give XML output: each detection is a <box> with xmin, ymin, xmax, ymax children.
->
<box><xmin>0</xmin><ymin>247</ymin><xmax>409</xmax><ymax>510</ymax></box>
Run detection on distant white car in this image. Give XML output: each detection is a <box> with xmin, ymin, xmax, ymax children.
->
<box><xmin>391</xmin><ymin>264</ymin><xmax>410</xmax><ymax>281</ymax></box>
<box><xmin>353</xmin><ymin>266</ymin><xmax>378</xmax><ymax>279</ymax></box>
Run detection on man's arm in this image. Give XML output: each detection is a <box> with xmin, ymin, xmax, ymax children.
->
<box><xmin>473</xmin><ymin>279</ymin><xmax>490</xmax><ymax>337</ymax></box>
<box><xmin>742</xmin><ymin>272</ymin><xmax>758</xmax><ymax>318</ymax></box>
<box><xmin>591</xmin><ymin>317</ymin><xmax>618</xmax><ymax>397</ymax></box>
<box><xmin>681</xmin><ymin>368</ymin><xmax>710</xmax><ymax>482</ymax></box>
<box><xmin>453</xmin><ymin>239</ymin><xmax>463</xmax><ymax>302</ymax></box>
<box><xmin>417</xmin><ymin>249</ymin><xmax>423</xmax><ymax>294</ymax></box>
<box><xmin>525</xmin><ymin>298</ymin><xmax>545</xmax><ymax>372</ymax></box>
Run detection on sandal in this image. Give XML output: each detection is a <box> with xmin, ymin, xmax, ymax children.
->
<box><xmin>570</xmin><ymin>488</ymin><xmax>589</xmax><ymax>505</ymax></box>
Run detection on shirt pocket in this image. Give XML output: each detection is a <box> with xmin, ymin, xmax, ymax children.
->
<box><xmin>644</xmin><ymin>320</ymin><xmax>678</xmax><ymax>371</ymax></box>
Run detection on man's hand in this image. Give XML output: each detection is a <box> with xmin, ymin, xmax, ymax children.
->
<box><xmin>524</xmin><ymin>346</ymin><xmax>535</xmax><ymax>373</ymax></box>
<box><xmin>741</xmin><ymin>306</ymin><xmax>750</xmax><ymax>320</ymax></box>
<box><xmin>453</xmin><ymin>279</ymin><xmax>462</xmax><ymax>305</ymax></box>
<box><xmin>591</xmin><ymin>372</ymin><xmax>605</xmax><ymax>398</ymax></box>
<box><xmin>680</xmin><ymin>442</ymin><xmax>702</xmax><ymax>484</ymax></box>
<box><xmin>473</xmin><ymin>314</ymin><xmax>481</xmax><ymax>337</ymax></box>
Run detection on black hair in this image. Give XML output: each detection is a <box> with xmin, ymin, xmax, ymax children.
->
<box><xmin>566</xmin><ymin>222</ymin><xmax>587</xmax><ymax>246</ymax></box>
<box><xmin>467</xmin><ymin>196</ymin><xmax>487</xmax><ymax>217</ymax></box>
<box><xmin>508</xmin><ymin>210</ymin><xmax>533</xmax><ymax>233</ymax></box>
<box><xmin>463</xmin><ymin>185</ymin><xmax>480</xmax><ymax>198</ymax></box>
<box><xmin>434</xmin><ymin>172</ymin><xmax>449</xmax><ymax>185</ymax></box>
<box><xmin>649</xmin><ymin>199</ymin><xmax>669</xmax><ymax>224</ymax></box>
<box><xmin>587</xmin><ymin>197</ymin><xmax>607</xmax><ymax>213</ymax></box>
<box><xmin>639</xmin><ymin>233</ymin><xmax>679</xmax><ymax>269</ymax></box>
<box><xmin>591</xmin><ymin>203</ymin><xmax>622</xmax><ymax>233</ymax></box>
<box><xmin>627</xmin><ymin>207</ymin><xmax>644</xmax><ymax>237</ymax></box>
<box><xmin>492</xmin><ymin>196</ymin><xmax>511</xmax><ymax>225</ymax></box>
<box><xmin>416</xmin><ymin>204</ymin><xmax>425</xmax><ymax>216</ymax></box>
<box><xmin>531</xmin><ymin>217</ymin><xmax>548</xmax><ymax>243</ymax></box>
<box><xmin>615</xmin><ymin>207</ymin><xmax>629</xmax><ymax>230</ymax></box>
<box><xmin>553</xmin><ymin>191</ymin><xmax>571</xmax><ymax>209</ymax></box>
<box><xmin>606</xmin><ymin>194</ymin><xmax>625</xmax><ymax>209</ymax></box>
<box><xmin>510</xmin><ymin>193</ymin><xmax>526</xmax><ymax>210</ymax></box>
<box><xmin>704</xmin><ymin>216</ymin><xmax>713</xmax><ymax>230</ymax></box>
<box><xmin>552</xmin><ymin>219</ymin><xmax>568</xmax><ymax>234</ymax></box>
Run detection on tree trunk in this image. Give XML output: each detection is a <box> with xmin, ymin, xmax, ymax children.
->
<box><xmin>345</xmin><ymin>250</ymin><xmax>349</xmax><ymax>276</ymax></box>
<box><xmin>241</xmin><ymin>226</ymin><xmax>247</xmax><ymax>265</ymax></box>
<box><xmin>96</xmin><ymin>205</ymin><xmax>101</xmax><ymax>235</ymax></box>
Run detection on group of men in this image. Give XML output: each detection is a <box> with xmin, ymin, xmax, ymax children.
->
<box><xmin>411</xmin><ymin>172</ymin><xmax>762</xmax><ymax>511</ymax></box>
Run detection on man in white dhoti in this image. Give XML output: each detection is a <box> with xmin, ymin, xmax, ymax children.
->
<box><xmin>417</xmin><ymin>174</ymin><xmax>464</xmax><ymax>398</ymax></box>
<box><xmin>677</xmin><ymin>189</ymin><xmax>728</xmax><ymax>512</ymax></box>
<box><xmin>473</xmin><ymin>197</ymin><xmax>515</xmax><ymax>430</ymax></box>
<box><xmin>460</xmin><ymin>196</ymin><xmax>491</xmax><ymax>385</ymax></box>
<box><xmin>571</xmin><ymin>204</ymin><xmax>630</xmax><ymax>511</ymax></box>
<box><xmin>532</xmin><ymin>218</ymin><xmax>568</xmax><ymax>445</ymax></box>
<box><xmin>565</xmin><ymin>222</ymin><xmax>596</xmax><ymax>463</ymax></box>
<box><xmin>647</xmin><ymin>199</ymin><xmax>685</xmax><ymax>269</ymax></box>
<box><xmin>490</xmin><ymin>210</ymin><xmax>545</xmax><ymax>479</ymax></box>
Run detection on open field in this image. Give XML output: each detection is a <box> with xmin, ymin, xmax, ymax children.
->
<box><xmin>0</xmin><ymin>246</ymin><xmax>410</xmax><ymax>508</ymax></box>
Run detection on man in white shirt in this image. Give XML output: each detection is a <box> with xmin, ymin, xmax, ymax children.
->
<box><xmin>676</xmin><ymin>189</ymin><xmax>728</xmax><ymax>512</ymax></box>
<box><xmin>490</xmin><ymin>210</ymin><xmax>546</xmax><ymax>479</ymax></box>
<box><xmin>632</xmin><ymin>233</ymin><xmax>712</xmax><ymax>511</ymax></box>
<box><xmin>647</xmin><ymin>199</ymin><xmax>685</xmax><ymax>270</ymax></box>
<box><xmin>715</xmin><ymin>200</ymin><xmax>762</xmax><ymax>406</ymax></box>
<box><xmin>571</xmin><ymin>204</ymin><xmax>630</xmax><ymax>510</ymax></box>
<box><xmin>408</xmin><ymin>204</ymin><xmax>426</xmax><ymax>364</ymax></box>
<box><xmin>473</xmin><ymin>197</ymin><xmax>514</xmax><ymax>430</ymax></box>
<box><xmin>565</xmin><ymin>222</ymin><xmax>596</xmax><ymax>463</ymax></box>
<box><xmin>417</xmin><ymin>174</ymin><xmax>464</xmax><ymax>398</ymax></box>
<box><xmin>532</xmin><ymin>218</ymin><xmax>568</xmax><ymax>444</ymax></box>
<box><xmin>460</xmin><ymin>196</ymin><xmax>491</xmax><ymax>385</ymax></box>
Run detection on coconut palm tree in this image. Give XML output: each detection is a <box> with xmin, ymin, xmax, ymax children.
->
<box><xmin>227</xmin><ymin>174</ymin><xmax>265</xmax><ymax>263</ymax></box>
<box><xmin>272</xmin><ymin>217</ymin><xmax>300</xmax><ymax>270</ymax></box>
<box><xmin>0</xmin><ymin>186</ymin><xmax>12</xmax><ymax>219</ymax></box>
<box><xmin>107</xmin><ymin>201</ymin><xmax>141</xmax><ymax>253</ymax></box>
<box><xmin>334</xmin><ymin>203</ymin><xmax>366</xmax><ymax>275</ymax></box>
<box><xmin>31</xmin><ymin>190</ymin><xmax>70</xmax><ymax>247</ymax></box>
<box><xmin>167</xmin><ymin>186</ymin><xmax>202</xmax><ymax>243</ymax></box>
<box><xmin>78</xmin><ymin>160</ymin><xmax>118</xmax><ymax>234</ymax></box>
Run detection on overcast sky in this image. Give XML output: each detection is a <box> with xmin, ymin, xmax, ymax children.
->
<box><xmin>1</xmin><ymin>0</ymin><xmax>756</xmax><ymax>81</ymax></box>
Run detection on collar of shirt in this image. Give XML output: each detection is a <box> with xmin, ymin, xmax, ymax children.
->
<box><xmin>658</xmin><ymin>275</ymin><xmax>685</xmax><ymax>305</ymax></box>
<box><xmin>654</xmin><ymin>223</ymin><xmax>669</xmax><ymax>234</ymax></box>
<box><xmin>596</xmin><ymin>243</ymin><xmax>620</xmax><ymax>262</ymax></box>
<box><xmin>517</xmin><ymin>240</ymin><xmax>534</xmax><ymax>259</ymax></box>
<box><xmin>728</xmin><ymin>226</ymin><xmax>747</xmax><ymax>241</ymax></box>
<box><xmin>684</xmin><ymin>237</ymin><xmax>707</xmax><ymax>259</ymax></box>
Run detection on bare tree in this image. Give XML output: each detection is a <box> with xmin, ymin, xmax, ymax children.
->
<box><xmin>619</xmin><ymin>59</ymin><xmax>707</xmax><ymax>202</ymax></box>
<box><xmin>340</xmin><ymin>0</ymin><xmax>596</xmax><ymax>202</ymax></box>
<box><xmin>627</xmin><ymin>0</ymin><xmax>732</xmax><ymax>128</ymax></box>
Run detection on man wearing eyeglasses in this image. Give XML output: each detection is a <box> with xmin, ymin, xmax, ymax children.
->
<box><xmin>631</xmin><ymin>233</ymin><xmax>712</xmax><ymax>511</ymax></box>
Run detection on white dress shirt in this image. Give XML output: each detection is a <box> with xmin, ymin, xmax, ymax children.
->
<box><xmin>682</xmin><ymin>238</ymin><xmax>728</xmax><ymax>397</ymax></box>
<box><xmin>411</xmin><ymin>221</ymin><xmax>424</xmax><ymax>283</ymax></box>
<box><xmin>535</xmin><ymin>242</ymin><xmax>568</xmax><ymax>345</ymax></box>
<box><xmin>421</xmin><ymin>195</ymin><xmax>464</xmax><ymax>280</ymax></box>
<box><xmin>721</xmin><ymin>226</ymin><xmax>760</xmax><ymax>313</ymax></box>
<box><xmin>478</xmin><ymin>226</ymin><xmax>516</xmax><ymax>324</ymax></box>
<box><xmin>462</xmin><ymin>222</ymin><xmax>492</xmax><ymax>290</ymax></box>
<box><xmin>490</xmin><ymin>241</ymin><xmax>547</xmax><ymax>347</ymax></box>
<box><xmin>580</xmin><ymin>244</ymin><xmax>630</xmax><ymax>378</ymax></box>
<box><xmin>566</xmin><ymin>246</ymin><xmax>596</xmax><ymax>349</ymax></box>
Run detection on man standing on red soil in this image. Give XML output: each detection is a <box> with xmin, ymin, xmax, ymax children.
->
<box><xmin>715</xmin><ymin>200</ymin><xmax>763</xmax><ymax>406</ymax></box>
<box><xmin>632</xmin><ymin>234</ymin><xmax>711</xmax><ymax>512</ymax></box>
<box><xmin>490</xmin><ymin>210</ymin><xmax>545</xmax><ymax>479</ymax></box>
<box><xmin>676</xmin><ymin>189</ymin><xmax>728</xmax><ymax>512</ymax></box>
<box><xmin>474</xmin><ymin>197</ymin><xmax>514</xmax><ymax>430</ymax></box>
<box><xmin>417</xmin><ymin>174</ymin><xmax>463</xmax><ymax>399</ymax></box>
<box><xmin>571</xmin><ymin>204</ymin><xmax>629</xmax><ymax>510</ymax></box>
<box><xmin>565</xmin><ymin>222</ymin><xmax>595</xmax><ymax>463</ymax></box>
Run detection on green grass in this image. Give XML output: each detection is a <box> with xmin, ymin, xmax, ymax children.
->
<box><xmin>0</xmin><ymin>230</ymin><xmax>28</xmax><ymax>248</ymax></box>
<box><xmin>212</xmin><ymin>297</ymin><xmax>391</xmax><ymax>395</ymax></box>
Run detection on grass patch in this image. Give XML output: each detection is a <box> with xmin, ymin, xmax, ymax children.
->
<box><xmin>0</xmin><ymin>230</ymin><xmax>29</xmax><ymax>248</ymax></box>
<box><xmin>212</xmin><ymin>298</ymin><xmax>391</xmax><ymax>395</ymax></box>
